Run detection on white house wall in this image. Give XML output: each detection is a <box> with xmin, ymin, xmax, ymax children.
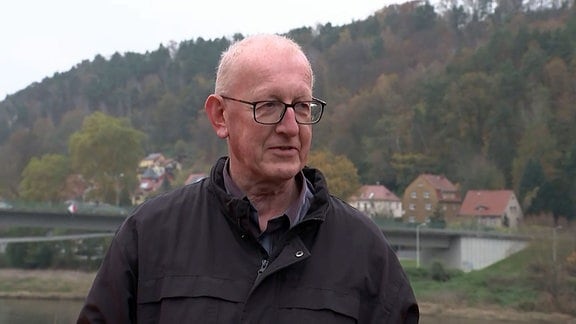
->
<box><xmin>350</xmin><ymin>200</ymin><xmax>403</xmax><ymax>218</ymax></box>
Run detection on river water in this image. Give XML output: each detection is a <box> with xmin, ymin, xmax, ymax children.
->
<box><xmin>0</xmin><ymin>298</ymin><xmax>548</xmax><ymax>324</ymax></box>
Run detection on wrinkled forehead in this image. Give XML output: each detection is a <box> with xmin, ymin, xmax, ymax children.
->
<box><xmin>239</xmin><ymin>46</ymin><xmax>312</xmax><ymax>80</ymax></box>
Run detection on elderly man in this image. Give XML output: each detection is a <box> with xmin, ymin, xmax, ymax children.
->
<box><xmin>78</xmin><ymin>34</ymin><xmax>419</xmax><ymax>323</ymax></box>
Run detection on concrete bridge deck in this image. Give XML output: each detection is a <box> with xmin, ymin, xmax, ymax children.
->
<box><xmin>0</xmin><ymin>209</ymin><xmax>532</xmax><ymax>271</ymax></box>
<box><xmin>0</xmin><ymin>209</ymin><xmax>125</xmax><ymax>231</ymax></box>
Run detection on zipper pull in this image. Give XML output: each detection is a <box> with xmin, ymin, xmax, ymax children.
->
<box><xmin>258</xmin><ymin>258</ymin><xmax>269</xmax><ymax>275</ymax></box>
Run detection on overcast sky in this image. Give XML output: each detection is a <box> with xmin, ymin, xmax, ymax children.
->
<box><xmin>0</xmin><ymin>0</ymin><xmax>408</xmax><ymax>100</ymax></box>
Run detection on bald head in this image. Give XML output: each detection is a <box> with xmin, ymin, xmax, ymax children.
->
<box><xmin>215</xmin><ymin>34</ymin><xmax>313</xmax><ymax>95</ymax></box>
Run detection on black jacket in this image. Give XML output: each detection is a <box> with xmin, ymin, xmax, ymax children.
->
<box><xmin>78</xmin><ymin>157</ymin><xmax>419</xmax><ymax>323</ymax></box>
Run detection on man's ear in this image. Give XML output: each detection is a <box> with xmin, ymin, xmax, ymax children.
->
<box><xmin>205</xmin><ymin>95</ymin><xmax>229</xmax><ymax>138</ymax></box>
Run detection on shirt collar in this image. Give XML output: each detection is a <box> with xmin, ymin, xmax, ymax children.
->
<box><xmin>223</xmin><ymin>159</ymin><xmax>311</xmax><ymax>227</ymax></box>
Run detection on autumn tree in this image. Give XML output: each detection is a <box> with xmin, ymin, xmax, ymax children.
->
<box><xmin>443</xmin><ymin>71</ymin><xmax>496</xmax><ymax>154</ymax></box>
<box><xmin>150</xmin><ymin>92</ymin><xmax>185</xmax><ymax>148</ymax></box>
<box><xmin>517</xmin><ymin>158</ymin><xmax>546</xmax><ymax>210</ymax></box>
<box><xmin>454</xmin><ymin>154</ymin><xmax>505</xmax><ymax>194</ymax></box>
<box><xmin>19</xmin><ymin>154</ymin><xmax>69</xmax><ymax>203</ymax></box>
<box><xmin>0</xmin><ymin>129</ymin><xmax>41</xmax><ymax>197</ymax></box>
<box><xmin>390</xmin><ymin>152</ymin><xmax>439</xmax><ymax>191</ymax></box>
<box><xmin>307</xmin><ymin>150</ymin><xmax>361</xmax><ymax>200</ymax></box>
<box><xmin>69</xmin><ymin>112</ymin><xmax>144</xmax><ymax>205</ymax></box>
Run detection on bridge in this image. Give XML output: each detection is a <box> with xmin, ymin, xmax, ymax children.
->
<box><xmin>0</xmin><ymin>209</ymin><xmax>124</xmax><ymax>231</ymax></box>
<box><xmin>381</xmin><ymin>226</ymin><xmax>530</xmax><ymax>272</ymax></box>
<box><xmin>0</xmin><ymin>209</ymin><xmax>122</xmax><ymax>246</ymax></box>
<box><xmin>0</xmin><ymin>209</ymin><xmax>531</xmax><ymax>272</ymax></box>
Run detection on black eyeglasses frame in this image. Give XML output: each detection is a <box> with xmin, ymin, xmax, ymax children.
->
<box><xmin>220</xmin><ymin>95</ymin><xmax>326</xmax><ymax>125</ymax></box>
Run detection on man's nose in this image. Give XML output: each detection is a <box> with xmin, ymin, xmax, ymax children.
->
<box><xmin>276</xmin><ymin>107</ymin><xmax>300</xmax><ymax>134</ymax></box>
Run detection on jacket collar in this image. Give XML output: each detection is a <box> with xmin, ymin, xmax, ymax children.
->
<box><xmin>208</xmin><ymin>157</ymin><xmax>329</xmax><ymax>224</ymax></box>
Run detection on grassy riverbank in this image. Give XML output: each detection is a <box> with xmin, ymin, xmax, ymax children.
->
<box><xmin>406</xmin><ymin>244</ymin><xmax>576</xmax><ymax>315</ymax></box>
<box><xmin>0</xmin><ymin>268</ymin><xmax>93</xmax><ymax>299</ymax></box>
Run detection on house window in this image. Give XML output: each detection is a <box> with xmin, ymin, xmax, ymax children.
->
<box><xmin>423</xmin><ymin>192</ymin><xmax>430</xmax><ymax>199</ymax></box>
<box><xmin>409</xmin><ymin>203</ymin><xmax>415</xmax><ymax>211</ymax></box>
<box><xmin>425</xmin><ymin>203</ymin><xmax>432</xmax><ymax>211</ymax></box>
<box><xmin>410</xmin><ymin>191</ymin><xmax>417</xmax><ymax>199</ymax></box>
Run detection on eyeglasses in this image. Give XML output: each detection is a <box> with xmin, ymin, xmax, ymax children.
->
<box><xmin>221</xmin><ymin>95</ymin><xmax>326</xmax><ymax>125</ymax></box>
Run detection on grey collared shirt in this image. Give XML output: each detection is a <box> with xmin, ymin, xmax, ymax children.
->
<box><xmin>223</xmin><ymin>160</ymin><xmax>313</xmax><ymax>254</ymax></box>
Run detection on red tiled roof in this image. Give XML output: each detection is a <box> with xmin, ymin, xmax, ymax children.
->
<box><xmin>351</xmin><ymin>185</ymin><xmax>400</xmax><ymax>201</ymax></box>
<box><xmin>421</xmin><ymin>174</ymin><xmax>457</xmax><ymax>191</ymax></box>
<box><xmin>459</xmin><ymin>190</ymin><xmax>515</xmax><ymax>216</ymax></box>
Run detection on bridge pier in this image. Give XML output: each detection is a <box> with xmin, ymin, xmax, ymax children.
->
<box><xmin>382</xmin><ymin>227</ymin><xmax>530</xmax><ymax>272</ymax></box>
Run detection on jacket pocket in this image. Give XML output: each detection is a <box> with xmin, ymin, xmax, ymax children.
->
<box><xmin>277</xmin><ymin>287</ymin><xmax>360</xmax><ymax>324</ymax></box>
<box><xmin>137</xmin><ymin>275</ymin><xmax>250</xmax><ymax>324</ymax></box>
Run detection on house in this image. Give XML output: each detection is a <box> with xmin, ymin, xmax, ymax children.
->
<box><xmin>138</xmin><ymin>153</ymin><xmax>166</xmax><ymax>175</ymax></box>
<box><xmin>132</xmin><ymin>165</ymin><xmax>166</xmax><ymax>205</ymax></box>
<box><xmin>133</xmin><ymin>153</ymin><xmax>172</xmax><ymax>205</ymax></box>
<box><xmin>348</xmin><ymin>185</ymin><xmax>402</xmax><ymax>219</ymax></box>
<box><xmin>402</xmin><ymin>174</ymin><xmax>461</xmax><ymax>223</ymax></box>
<box><xmin>458</xmin><ymin>190</ymin><xmax>523</xmax><ymax>229</ymax></box>
<box><xmin>139</xmin><ymin>166</ymin><xmax>165</xmax><ymax>192</ymax></box>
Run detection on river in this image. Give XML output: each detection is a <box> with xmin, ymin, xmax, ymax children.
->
<box><xmin>0</xmin><ymin>298</ymin><xmax>556</xmax><ymax>323</ymax></box>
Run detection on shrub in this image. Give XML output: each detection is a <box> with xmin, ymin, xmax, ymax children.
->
<box><xmin>430</xmin><ymin>261</ymin><xmax>451</xmax><ymax>282</ymax></box>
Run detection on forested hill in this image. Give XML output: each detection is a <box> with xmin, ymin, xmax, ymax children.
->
<box><xmin>1</xmin><ymin>1</ymin><xmax>575</xmax><ymax>220</ymax></box>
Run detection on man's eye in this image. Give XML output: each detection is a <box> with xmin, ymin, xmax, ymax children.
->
<box><xmin>295</xmin><ymin>102</ymin><xmax>311</xmax><ymax>110</ymax></box>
